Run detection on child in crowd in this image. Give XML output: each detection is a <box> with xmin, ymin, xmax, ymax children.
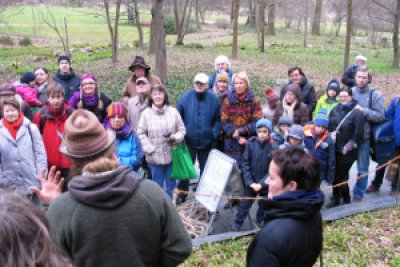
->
<box><xmin>231</xmin><ymin>118</ymin><xmax>273</xmax><ymax>231</ymax></box>
<box><xmin>271</xmin><ymin>115</ymin><xmax>293</xmax><ymax>149</ymax></box>
<box><xmin>14</xmin><ymin>71</ymin><xmax>41</xmax><ymax>109</ymax></box>
<box><xmin>34</xmin><ymin>82</ymin><xmax>73</xmax><ymax>190</ymax></box>
<box><xmin>279</xmin><ymin>124</ymin><xmax>305</xmax><ymax>149</ymax></box>
<box><xmin>313</xmin><ymin>79</ymin><xmax>340</xmax><ymax>120</ymax></box>
<box><xmin>304</xmin><ymin>108</ymin><xmax>335</xmax><ymax>184</ymax></box>
<box><xmin>213</xmin><ymin>72</ymin><xmax>231</xmax><ymax>100</ymax></box>
<box><xmin>262</xmin><ymin>86</ymin><xmax>280</xmax><ymax>121</ymax></box>
<box><xmin>105</xmin><ymin>102</ymin><xmax>144</xmax><ymax>172</ymax></box>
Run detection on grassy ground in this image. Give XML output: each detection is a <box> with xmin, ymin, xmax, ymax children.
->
<box><xmin>182</xmin><ymin>207</ymin><xmax>400</xmax><ymax>266</ymax></box>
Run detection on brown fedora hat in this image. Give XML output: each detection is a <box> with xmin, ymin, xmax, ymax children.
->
<box><xmin>60</xmin><ymin>109</ymin><xmax>115</xmax><ymax>158</ymax></box>
<box><xmin>128</xmin><ymin>56</ymin><xmax>151</xmax><ymax>72</ymax></box>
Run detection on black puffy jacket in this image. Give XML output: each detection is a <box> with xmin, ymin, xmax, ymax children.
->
<box><xmin>280</xmin><ymin>76</ymin><xmax>317</xmax><ymax>115</ymax></box>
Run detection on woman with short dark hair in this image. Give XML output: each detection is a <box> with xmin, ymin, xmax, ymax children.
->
<box><xmin>247</xmin><ymin>146</ymin><xmax>324</xmax><ymax>267</ymax></box>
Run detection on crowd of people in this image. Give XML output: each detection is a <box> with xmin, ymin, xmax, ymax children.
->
<box><xmin>0</xmin><ymin>53</ymin><xmax>399</xmax><ymax>266</ymax></box>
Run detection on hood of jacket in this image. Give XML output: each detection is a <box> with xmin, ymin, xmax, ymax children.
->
<box><xmin>55</xmin><ymin>69</ymin><xmax>78</xmax><ymax>81</ymax></box>
<box><xmin>68</xmin><ymin>166</ymin><xmax>140</xmax><ymax>209</ymax></box>
<box><xmin>259</xmin><ymin>189</ymin><xmax>324</xmax><ymax>221</ymax></box>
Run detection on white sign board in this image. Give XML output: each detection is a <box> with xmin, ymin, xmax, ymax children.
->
<box><xmin>195</xmin><ymin>149</ymin><xmax>236</xmax><ymax>213</ymax></box>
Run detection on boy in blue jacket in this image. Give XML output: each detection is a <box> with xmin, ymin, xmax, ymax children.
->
<box><xmin>304</xmin><ymin>108</ymin><xmax>335</xmax><ymax>184</ymax></box>
<box><xmin>231</xmin><ymin>118</ymin><xmax>273</xmax><ymax>231</ymax></box>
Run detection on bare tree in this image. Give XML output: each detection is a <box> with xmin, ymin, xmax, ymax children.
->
<box><xmin>232</xmin><ymin>0</ymin><xmax>240</xmax><ymax>59</ymax></box>
<box><xmin>39</xmin><ymin>5</ymin><xmax>70</xmax><ymax>57</ymax></box>
<box><xmin>267</xmin><ymin>0</ymin><xmax>276</xmax><ymax>35</ymax></box>
<box><xmin>311</xmin><ymin>0</ymin><xmax>323</xmax><ymax>35</ymax></box>
<box><xmin>173</xmin><ymin>0</ymin><xmax>193</xmax><ymax>45</ymax></box>
<box><xmin>133</xmin><ymin>0</ymin><xmax>144</xmax><ymax>48</ymax></box>
<box><xmin>330</xmin><ymin>0</ymin><xmax>347</xmax><ymax>37</ymax></box>
<box><xmin>247</xmin><ymin>0</ymin><xmax>257</xmax><ymax>28</ymax></box>
<box><xmin>150</xmin><ymin>0</ymin><xmax>168</xmax><ymax>82</ymax></box>
<box><xmin>258</xmin><ymin>0</ymin><xmax>265</xmax><ymax>52</ymax></box>
<box><xmin>195</xmin><ymin>0</ymin><xmax>201</xmax><ymax>30</ymax></box>
<box><xmin>344</xmin><ymin>0</ymin><xmax>353</xmax><ymax>71</ymax></box>
<box><xmin>104</xmin><ymin>0</ymin><xmax>122</xmax><ymax>63</ymax></box>
<box><xmin>304</xmin><ymin>0</ymin><xmax>309</xmax><ymax>47</ymax></box>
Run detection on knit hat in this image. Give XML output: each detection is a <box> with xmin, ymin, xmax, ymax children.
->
<box><xmin>79</xmin><ymin>73</ymin><xmax>102</xmax><ymax>110</ymax></box>
<box><xmin>313</xmin><ymin>108</ymin><xmax>329</xmax><ymax>129</ymax></box>
<box><xmin>256</xmin><ymin>118</ymin><xmax>272</xmax><ymax>133</ymax></box>
<box><xmin>107</xmin><ymin>102</ymin><xmax>127</xmax><ymax>118</ymax></box>
<box><xmin>136</xmin><ymin>76</ymin><xmax>149</xmax><ymax>84</ymax></box>
<box><xmin>128</xmin><ymin>56</ymin><xmax>151</xmax><ymax>72</ymax></box>
<box><xmin>20</xmin><ymin>72</ymin><xmax>36</xmax><ymax>84</ymax></box>
<box><xmin>278</xmin><ymin>115</ymin><xmax>293</xmax><ymax>126</ymax></box>
<box><xmin>326</xmin><ymin>78</ymin><xmax>340</xmax><ymax>94</ymax></box>
<box><xmin>0</xmin><ymin>83</ymin><xmax>16</xmax><ymax>96</ymax></box>
<box><xmin>264</xmin><ymin>86</ymin><xmax>279</xmax><ymax>105</ymax></box>
<box><xmin>58</xmin><ymin>55</ymin><xmax>71</xmax><ymax>64</ymax></box>
<box><xmin>80</xmin><ymin>73</ymin><xmax>97</xmax><ymax>84</ymax></box>
<box><xmin>217</xmin><ymin>73</ymin><xmax>229</xmax><ymax>83</ymax></box>
<box><xmin>60</xmin><ymin>109</ymin><xmax>116</xmax><ymax>158</ymax></box>
<box><xmin>285</xmin><ymin>84</ymin><xmax>301</xmax><ymax>101</ymax></box>
<box><xmin>288</xmin><ymin>124</ymin><xmax>304</xmax><ymax>141</ymax></box>
<box><xmin>193</xmin><ymin>73</ymin><xmax>209</xmax><ymax>84</ymax></box>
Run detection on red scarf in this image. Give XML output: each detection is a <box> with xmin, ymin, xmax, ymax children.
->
<box><xmin>3</xmin><ymin>112</ymin><xmax>24</xmax><ymax>140</ymax></box>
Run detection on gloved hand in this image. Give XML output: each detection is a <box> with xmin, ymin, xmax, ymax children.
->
<box><xmin>342</xmin><ymin>142</ymin><xmax>354</xmax><ymax>155</ymax></box>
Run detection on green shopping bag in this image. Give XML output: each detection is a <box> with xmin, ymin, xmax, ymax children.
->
<box><xmin>170</xmin><ymin>142</ymin><xmax>198</xmax><ymax>180</ymax></box>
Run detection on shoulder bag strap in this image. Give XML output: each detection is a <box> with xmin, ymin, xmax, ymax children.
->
<box><xmin>335</xmin><ymin>107</ymin><xmax>357</xmax><ymax>132</ymax></box>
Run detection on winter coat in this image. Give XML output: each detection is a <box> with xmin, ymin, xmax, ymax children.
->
<box><xmin>341</xmin><ymin>64</ymin><xmax>358</xmax><ymax>88</ymax></box>
<box><xmin>280</xmin><ymin>76</ymin><xmax>317</xmax><ymax>114</ymax></box>
<box><xmin>53</xmin><ymin>69</ymin><xmax>81</xmax><ymax>101</ymax></box>
<box><xmin>47</xmin><ymin>167</ymin><xmax>192</xmax><ymax>267</ymax></box>
<box><xmin>262</xmin><ymin>103</ymin><xmax>276</xmax><ymax>121</ymax></box>
<box><xmin>69</xmin><ymin>91</ymin><xmax>112</xmax><ymax>123</ymax></box>
<box><xmin>240</xmin><ymin>137</ymin><xmax>273</xmax><ymax>187</ymax></box>
<box><xmin>352</xmin><ymin>85</ymin><xmax>385</xmax><ymax>140</ymax></box>
<box><xmin>312</xmin><ymin>94</ymin><xmax>339</xmax><ymax>120</ymax></box>
<box><xmin>127</xmin><ymin>96</ymin><xmax>149</xmax><ymax>131</ymax></box>
<box><xmin>208</xmin><ymin>69</ymin><xmax>233</xmax><ymax>91</ymax></box>
<box><xmin>14</xmin><ymin>82</ymin><xmax>41</xmax><ymax>107</ymax></box>
<box><xmin>247</xmin><ymin>190</ymin><xmax>324</xmax><ymax>267</ymax></box>
<box><xmin>122</xmin><ymin>74</ymin><xmax>161</xmax><ymax>98</ymax></box>
<box><xmin>386</xmin><ymin>97</ymin><xmax>400</xmax><ymax>146</ymax></box>
<box><xmin>272</xmin><ymin>102</ymin><xmax>310</xmax><ymax>126</ymax></box>
<box><xmin>304</xmin><ymin>125</ymin><xmax>335</xmax><ymax>184</ymax></box>
<box><xmin>0</xmin><ymin>117</ymin><xmax>47</xmax><ymax>196</ymax></box>
<box><xmin>271</xmin><ymin>127</ymin><xmax>285</xmax><ymax>150</ymax></box>
<box><xmin>37</xmin><ymin>82</ymin><xmax>48</xmax><ymax>106</ymax></box>
<box><xmin>221</xmin><ymin>89</ymin><xmax>263</xmax><ymax>163</ymax></box>
<box><xmin>33</xmin><ymin>103</ymin><xmax>72</xmax><ymax>169</ymax></box>
<box><xmin>329</xmin><ymin>100</ymin><xmax>365</xmax><ymax>163</ymax></box>
<box><xmin>137</xmin><ymin>105</ymin><xmax>186</xmax><ymax>165</ymax></box>
<box><xmin>177</xmin><ymin>89</ymin><xmax>221</xmax><ymax>150</ymax></box>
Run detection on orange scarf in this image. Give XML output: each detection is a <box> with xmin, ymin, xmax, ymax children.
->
<box><xmin>3</xmin><ymin>112</ymin><xmax>24</xmax><ymax>140</ymax></box>
<box><xmin>313</xmin><ymin>128</ymin><xmax>329</xmax><ymax>149</ymax></box>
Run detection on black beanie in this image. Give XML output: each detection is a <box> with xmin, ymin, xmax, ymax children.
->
<box><xmin>58</xmin><ymin>55</ymin><xmax>71</xmax><ymax>64</ymax></box>
<box><xmin>326</xmin><ymin>78</ymin><xmax>340</xmax><ymax>94</ymax></box>
<box><xmin>20</xmin><ymin>72</ymin><xmax>36</xmax><ymax>84</ymax></box>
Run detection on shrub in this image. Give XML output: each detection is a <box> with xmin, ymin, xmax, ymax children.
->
<box><xmin>0</xmin><ymin>36</ymin><xmax>13</xmax><ymax>46</ymax></box>
<box><xmin>215</xmin><ymin>18</ymin><xmax>229</xmax><ymax>29</ymax></box>
<box><xmin>164</xmin><ymin>16</ymin><xmax>176</xmax><ymax>35</ymax></box>
<box><xmin>19</xmin><ymin>37</ymin><xmax>32</xmax><ymax>46</ymax></box>
<box><xmin>180</xmin><ymin>43</ymin><xmax>204</xmax><ymax>49</ymax></box>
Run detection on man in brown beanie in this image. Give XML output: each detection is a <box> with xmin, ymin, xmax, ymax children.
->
<box><xmin>31</xmin><ymin>109</ymin><xmax>192</xmax><ymax>267</ymax></box>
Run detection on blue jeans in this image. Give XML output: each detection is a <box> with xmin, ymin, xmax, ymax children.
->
<box><xmin>148</xmin><ymin>163</ymin><xmax>175</xmax><ymax>198</ymax></box>
<box><xmin>353</xmin><ymin>140</ymin><xmax>370</xmax><ymax>198</ymax></box>
<box><xmin>234</xmin><ymin>186</ymin><xmax>264</xmax><ymax>227</ymax></box>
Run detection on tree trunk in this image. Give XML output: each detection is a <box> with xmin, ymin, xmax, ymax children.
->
<box><xmin>230</xmin><ymin>0</ymin><xmax>235</xmax><ymax>24</ymax></box>
<box><xmin>304</xmin><ymin>0</ymin><xmax>308</xmax><ymax>48</ymax></box>
<box><xmin>64</xmin><ymin>16</ymin><xmax>70</xmax><ymax>57</ymax></box>
<box><xmin>259</xmin><ymin>0</ymin><xmax>265</xmax><ymax>53</ymax></box>
<box><xmin>195</xmin><ymin>0</ymin><xmax>200</xmax><ymax>30</ymax></box>
<box><xmin>104</xmin><ymin>0</ymin><xmax>122</xmax><ymax>63</ymax></box>
<box><xmin>173</xmin><ymin>0</ymin><xmax>180</xmax><ymax>35</ymax></box>
<box><xmin>232</xmin><ymin>0</ymin><xmax>240</xmax><ymax>59</ymax></box>
<box><xmin>126</xmin><ymin>0</ymin><xmax>134</xmax><ymax>25</ymax></box>
<box><xmin>392</xmin><ymin>0</ymin><xmax>400</xmax><ymax>68</ymax></box>
<box><xmin>267</xmin><ymin>1</ymin><xmax>275</xmax><ymax>35</ymax></box>
<box><xmin>150</xmin><ymin>0</ymin><xmax>168</xmax><ymax>82</ymax></box>
<box><xmin>343</xmin><ymin>0</ymin><xmax>352</xmax><ymax>71</ymax></box>
<box><xmin>247</xmin><ymin>0</ymin><xmax>256</xmax><ymax>28</ymax></box>
<box><xmin>175</xmin><ymin>0</ymin><xmax>191</xmax><ymax>45</ymax></box>
<box><xmin>311</xmin><ymin>0</ymin><xmax>323</xmax><ymax>35</ymax></box>
<box><xmin>133</xmin><ymin>0</ymin><xmax>144</xmax><ymax>48</ymax></box>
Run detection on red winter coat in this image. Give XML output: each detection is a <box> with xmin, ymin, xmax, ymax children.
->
<box><xmin>33</xmin><ymin>103</ymin><xmax>72</xmax><ymax>169</ymax></box>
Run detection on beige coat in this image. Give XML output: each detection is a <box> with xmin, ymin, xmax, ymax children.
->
<box><xmin>122</xmin><ymin>74</ymin><xmax>161</xmax><ymax>98</ymax></box>
<box><xmin>127</xmin><ymin>96</ymin><xmax>148</xmax><ymax>131</ymax></box>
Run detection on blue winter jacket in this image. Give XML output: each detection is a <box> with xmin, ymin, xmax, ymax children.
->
<box><xmin>53</xmin><ymin>69</ymin><xmax>81</xmax><ymax>101</ymax></box>
<box><xmin>208</xmin><ymin>69</ymin><xmax>233</xmax><ymax>90</ymax></box>
<box><xmin>240</xmin><ymin>137</ymin><xmax>273</xmax><ymax>187</ymax></box>
<box><xmin>177</xmin><ymin>89</ymin><xmax>221</xmax><ymax>150</ymax></box>
<box><xmin>116</xmin><ymin>133</ymin><xmax>144</xmax><ymax>171</ymax></box>
<box><xmin>386</xmin><ymin>97</ymin><xmax>400</xmax><ymax>146</ymax></box>
<box><xmin>304</xmin><ymin>127</ymin><xmax>335</xmax><ymax>184</ymax></box>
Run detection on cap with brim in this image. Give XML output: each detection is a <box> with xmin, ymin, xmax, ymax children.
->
<box><xmin>193</xmin><ymin>73</ymin><xmax>209</xmax><ymax>84</ymax></box>
<box><xmin>136</xmin><ymin>77</ymin><xmax>149</xmax><ymax>84</ymax></box>
<box><xmin>128</xmin><ymin>56</ymin><xmax>151</xmax><ymax>72</ymax></box>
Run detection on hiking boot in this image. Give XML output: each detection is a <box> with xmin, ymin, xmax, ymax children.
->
<box><xmin>230</xmin><ymin>224</ymin><xmax>242</xmax><ymax>232</ymax></box>
<box><xmin>367</xmin><ymin>184</ymin><xmax>379</xmax><ymax>193</ymax></box>
<box><xmin>352</xmin><ymin>195</ymin><xmax>362</xmax><ymax>203</ymax></box>
<box><xmin>223</xmin><ymin>199</ymin><xmax>240</xmax><ymax>209</ymax></box>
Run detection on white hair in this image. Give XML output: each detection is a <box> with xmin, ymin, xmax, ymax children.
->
<box><xmin>214</xmin><ymin>55</ymin><xmax>231</xmax><ymax>70</ymax></box>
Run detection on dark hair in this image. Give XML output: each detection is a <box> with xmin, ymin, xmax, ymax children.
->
<box><xmin>46</xmin><ymin>82</ymin><xmax>65</xmax><ymax>96</ymax></box>
<box><xmin>0</xmin><ymin>189</ymin><xmax>69</xmax><ymax>267</ymax></box>
<box><xmin>356</xmin><ymin>65</ymin><xmax>369</xmax><ymax>75</ymax></box>
<box><xmin>1</xmin><ymin>98</ymin><xmax>21</xmax><ymax>115</ymax></box>
<box><xmin>288</xmin><ymin>66</ymin><xmax>305</xmax><ymax>77</ymax></box>
<box><xmin>339</xmin><ymin>87</ymin><xmax>353</xmax><ymax>96</ymax></box>
<box><xmin>34</xmin><ymin>66</ymin><xmax>53</xmax><ymax>84</ymax></box>
<box><xmin>270</xmin><ymin>146</ymin><xmax>320</xmax><ymax>191</ymax></box>
<box><xmin>148</xmin><ymin>84</ymin><xmax>170</xmax><ymax>107</ymax></box>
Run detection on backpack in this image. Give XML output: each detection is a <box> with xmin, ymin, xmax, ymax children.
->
<box><xmin>38</xmin><ymin>106</ymin><xmax>74</xmax><ymax>134</ymax></box>
<box><xmin>369</xmin><ymin>91</ymin><xmax>399</xmax><ymax>163</ymax></box>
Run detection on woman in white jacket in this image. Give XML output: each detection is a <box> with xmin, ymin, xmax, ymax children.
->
<box><xmin>137</xmin><ymin>84</ymin><xmax>186</xmax><ymax>198</ymax></box>
<box><xmin>0</xmin><ymin>99</ymin><xmax>47</xmax><ymax>203</ymax></box>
